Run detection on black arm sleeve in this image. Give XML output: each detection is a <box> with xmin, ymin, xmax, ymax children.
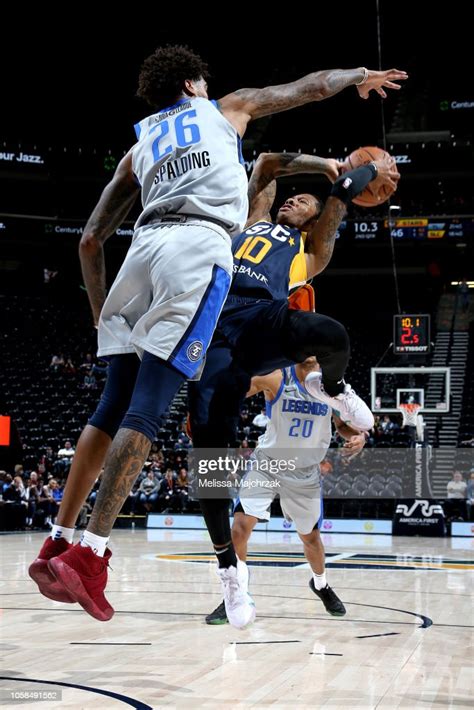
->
<box><xmin>330</xmin><ymin>163</ymin><xmax>377</xmax><ymax>205</ymax></box>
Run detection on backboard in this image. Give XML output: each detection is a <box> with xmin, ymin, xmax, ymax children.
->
<box><xmin>371</xmin><ymin>367</ymin><xmax>450</xmax><ymax>414</ymax></box>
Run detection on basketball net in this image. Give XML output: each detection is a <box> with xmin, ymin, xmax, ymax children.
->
<box><xmin>399</xmin><ymin>403</ymin><xmax>421</xmax><ymax>427</ymax></box>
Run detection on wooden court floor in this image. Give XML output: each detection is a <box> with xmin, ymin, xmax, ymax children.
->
<box><xmin>1</xmin><ymin>529</ymin><xmax>473</xmax><ymax>709</ymax></box>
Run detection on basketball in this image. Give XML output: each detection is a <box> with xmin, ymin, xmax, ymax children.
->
<box><xmin>342</xmin><ymin>146</ymin><xmax>399</xmax><ymax>207</ymax></box>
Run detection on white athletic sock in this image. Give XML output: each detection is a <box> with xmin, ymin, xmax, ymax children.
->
<box><xmin>313</xmin><ymin>571</ymin><xmax>327</xmax><ymax>590</ymax></box>
<box><xmin>50</xmin><ymin>525</ymin><xmax>75</xmax><ymax>543</ymax></box>
<box><xmin>80</xmin><ymin>530</ymin><xmax>108</xmax><ymax>557</ymax></box>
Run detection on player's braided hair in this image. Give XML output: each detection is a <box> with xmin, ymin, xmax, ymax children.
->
<box><xmin>137</xmin><ymin>45</ymin><xmax>209</xmax><ymax>108</ymax></box>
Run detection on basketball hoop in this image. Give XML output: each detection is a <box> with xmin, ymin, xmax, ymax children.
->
<box><xmin>399</xmin><ymin>402</ymin><xmax>422</xmax><ymax>427</ymax></box>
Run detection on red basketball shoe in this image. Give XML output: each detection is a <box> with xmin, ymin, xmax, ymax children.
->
<box><xmin>29</xmin><ymin>537</ymin><xmax>74</xmax><ymax>603</ymax></box>
<box><xmin>48</xmin><ymin>543</ymin><xmax>114</xmax><ymax>621</ymax></box>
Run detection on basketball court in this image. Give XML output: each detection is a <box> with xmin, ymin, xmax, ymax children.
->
<box><xmin>1</xmin><ymin>529</ymin><xmax>472</xmax><ymax>708</ymax></box>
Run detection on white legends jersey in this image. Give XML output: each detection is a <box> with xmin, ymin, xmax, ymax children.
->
<box><xmin>132</xmin><ymin>97</ymin><xmax>248</xmax><ymax>236</ymax></box>
<box><xmin>258</xmin><ymin>367</ymin><xmax>332</xmax><ymax>467</ymax></box>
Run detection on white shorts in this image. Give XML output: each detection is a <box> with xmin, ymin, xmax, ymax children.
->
<box><xmin>97</xmin><ymin>217</ymin><xmax>233</xmax><ymax>378</ymax></box>
<box><xmin>236</xmin><ymin>461</ymin><xmax>323</xmax><ymax>535</ymax></box>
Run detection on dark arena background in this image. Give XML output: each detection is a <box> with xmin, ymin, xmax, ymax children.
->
<box><xmin>1</xmin><ymin>6</ymin><xmax>473</xmax><ymax>709</ymax></box>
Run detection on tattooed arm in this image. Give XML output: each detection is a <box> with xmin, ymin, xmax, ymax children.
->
<box><xmin>305</xmin><ymin>154</ymin><xmax>400</xmax><ymax>278</ymax></box>
<box><xmin>304</xmin><ymin>197</ymin><xmax>347</xmax><ymax>279</ymax></box>
<box><xmin>79</xmin><ymin>149</ymin><xmax>140</xmax><ymax>325</ymax></box>
<box><xmin>219</xmin><ymin>67</ymin><xmax>408</xmax><ymax>136</ymax></box>
<box><xmin>246</xmin><ymin>152</ymin><xmax>341</xmax><ymax>226</ymax></box>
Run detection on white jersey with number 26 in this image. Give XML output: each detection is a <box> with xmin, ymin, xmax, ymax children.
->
<box><xmin>132</xmin><ymin>97</ymin><xmax>248</xmax><ymax>237</ymax></box>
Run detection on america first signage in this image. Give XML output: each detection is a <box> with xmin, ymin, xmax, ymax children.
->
<box><xmin>393</xmin><ymin>499</ymin><xmax>446</xmax><ymax>536</ymax></box>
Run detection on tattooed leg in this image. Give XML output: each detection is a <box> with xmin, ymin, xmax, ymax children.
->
<box><xmin>87</xmin><ymin>428</ymin><xmax>151</xmax><ymax>537</ymax></box>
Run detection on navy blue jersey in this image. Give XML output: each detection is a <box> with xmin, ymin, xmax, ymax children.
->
<box><xmin>230</xmin><ymin>221</ymin><xmax>307</xmax><ymax>300</ymax></box>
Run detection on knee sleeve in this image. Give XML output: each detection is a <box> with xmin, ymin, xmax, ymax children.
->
<box><xmin>89</xmin><ymin>354</ymin><xmax>140</xmax><ymax>438</ymax></box>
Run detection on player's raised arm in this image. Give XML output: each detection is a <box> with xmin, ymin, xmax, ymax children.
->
<box><xmin>305</xmin><ymin>156</ymin><xmax>400</xmax><ymax>278</ymax></box>
<box><xmin>246</xmin><ymin>152</ymin><xmax>341</xmax><ymax>226</ymax></box>
<box><xmin>219</xmin><ymin>67</ymin><xmax>408</xmax><ymax>135</ymax></box>
<box><xmin>79</xmin><ymin>149</ymin><xmax>140</xmax><ymax>325</ymax></box>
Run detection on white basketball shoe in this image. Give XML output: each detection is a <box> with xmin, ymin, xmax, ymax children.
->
<box><xmin>305</xmin><ymin>371</ymin><xmax>374</xmax><ymax>431</ymax></box>
<box><xmin>217</xmin><ymin>558</ymin><xmax>256</xmax><ymax>629</ymax></box>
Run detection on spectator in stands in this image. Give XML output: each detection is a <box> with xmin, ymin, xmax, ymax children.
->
<box><xmin>64</xmin><ymin>356</ymin><xmax>76</xmax><ymax>375</ymax></box>
<box><xmin>50</xmin><ymin>479</ymin><xmax>64</xmax><ymax>504</ymax></box>
<box><xmin>176</xmin><ymin>467</ymin><xmax>189</xmax><ymax>511</ymax></box>
<box><xmin>42</xmin><ymin>479</ymin><xmax>62</xmax><ymax>524</ymax></box>
<box><xmin>83</xmin><ymin>372</ymin><xmax>97</xmax><ymax>389</ymax></box>
<box><xmin>30</xmin><ymin>469</ymin><xmax>46</xmax><ymax>497</ymax></box>
<box><xmin>252</xmin><ymin>408</ymin><xmax>269</xmax><ymax>429</ymax></box>
<box><xmin>446</xmin><ymin>470</ymin><xmax>468</xmax><ymax>521</ymax></box>
<box><xmin>149</xmin><ymin>453</ymin><xmax>164</xmax><ymax>478</ymax></box>
<box><xmin>158</xmin><ymin>470</ymin><xmax>180</xmax><ymax>512</ymax></box>
<box><xmin>380</xmin><ymin>415</ymin><xmax>396</xmax><ymax>434</ymax></box>
<box><xmin>29</xmin><ymin>471</ymin><xmax>41</xmax><ymax>487</ymax></box>
<box><xmin>460</xmin><ymin>437</ymin><xmax>474</xmax><ymax>447</ymax></box>
<box><xmin>138</xmin><ymin>471</ymin><xmax>160</xmax><ymax>512</ymax></box>
<box><xmin>50</xmin><ymin>354</ymin><xmax>65</xmax><ymax>372</ymax></box>
<box><xmin>54</xmin><ymin>440</ymin><xmax>75</xmax><ymax>477</ymax></box>
<box><xmin>175</xmin><ymin>437</ymin><xmax>190</xmax><ymax>451</ymax></box>
<box><xmin>43</xmin><ymin>268</ymin><xmax>58</xmax><ymax>283</ymax></box>
<box><xmin>3</xmin><ymin>476</ymin><xmax>27</xmax><ymax>528</ymax></box>
<box><xmin>39</xmin><ymin>449</ymin><xmax>55</xmax><ymax>474</ymax></box>
<box><xmin>458</xmin><ymin>277</ymin><xmax>470</xmax><ymax>312</ymax></box>
<box><xmin>447</xmin><ymin>471</ymin><xmax>467</xmax><ymax>499</ymax></box>
<box><xmin>2</xmin><ymin>474</ymin><xmax>13</xmax><ymax>493</ymax></box>
<box><xmin>239</xmin><ymin>410</ymin><xmax>251</xmax><ymax>438</ymax></box>
<box><xmin>10</xmin><ymin>476</ymin><xmax>26</xmax><ymax>500</ymax></box>
<box><xmin>25</xmin><ymin>476</ymin><xmax>40</xmax><ymax>527</ymax></box>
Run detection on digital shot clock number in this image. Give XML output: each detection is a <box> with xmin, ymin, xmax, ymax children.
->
<box><xmin>393</xmin><ymin>314</ymin><xmax>430</xmax><ymax>354</ymax></box>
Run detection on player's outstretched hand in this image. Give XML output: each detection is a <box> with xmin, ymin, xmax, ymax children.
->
<box><xmin>357</xmin><ymin>68</ymin><xmax>408</xmax><ymax>100</ymax></box>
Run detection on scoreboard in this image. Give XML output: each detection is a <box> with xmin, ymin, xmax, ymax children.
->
<box><xmin>337</xmin><ymin>216</ymin><xmax>474</xmax><ymax>241</ymax></box>
<box><xmin>393</xmin><ymin>315</ymin><xmax>431</xmax><ymax>354</ymax></box>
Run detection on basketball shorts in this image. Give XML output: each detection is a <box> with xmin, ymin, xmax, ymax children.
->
<box><xmin>97</xmin><ymin>218</ymin><xmax>233</xmax><ymax>379</ymax></box>
<box><xmin>236</xmin><ymin>451</ymin><xmax>323</xmax><ymax>535</ymax></box>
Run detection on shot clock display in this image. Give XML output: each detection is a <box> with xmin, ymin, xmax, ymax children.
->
<box><xmin>394</xmin><ymin>315</ymin><xmax>431</xmax><ymax>354</ymax></box>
